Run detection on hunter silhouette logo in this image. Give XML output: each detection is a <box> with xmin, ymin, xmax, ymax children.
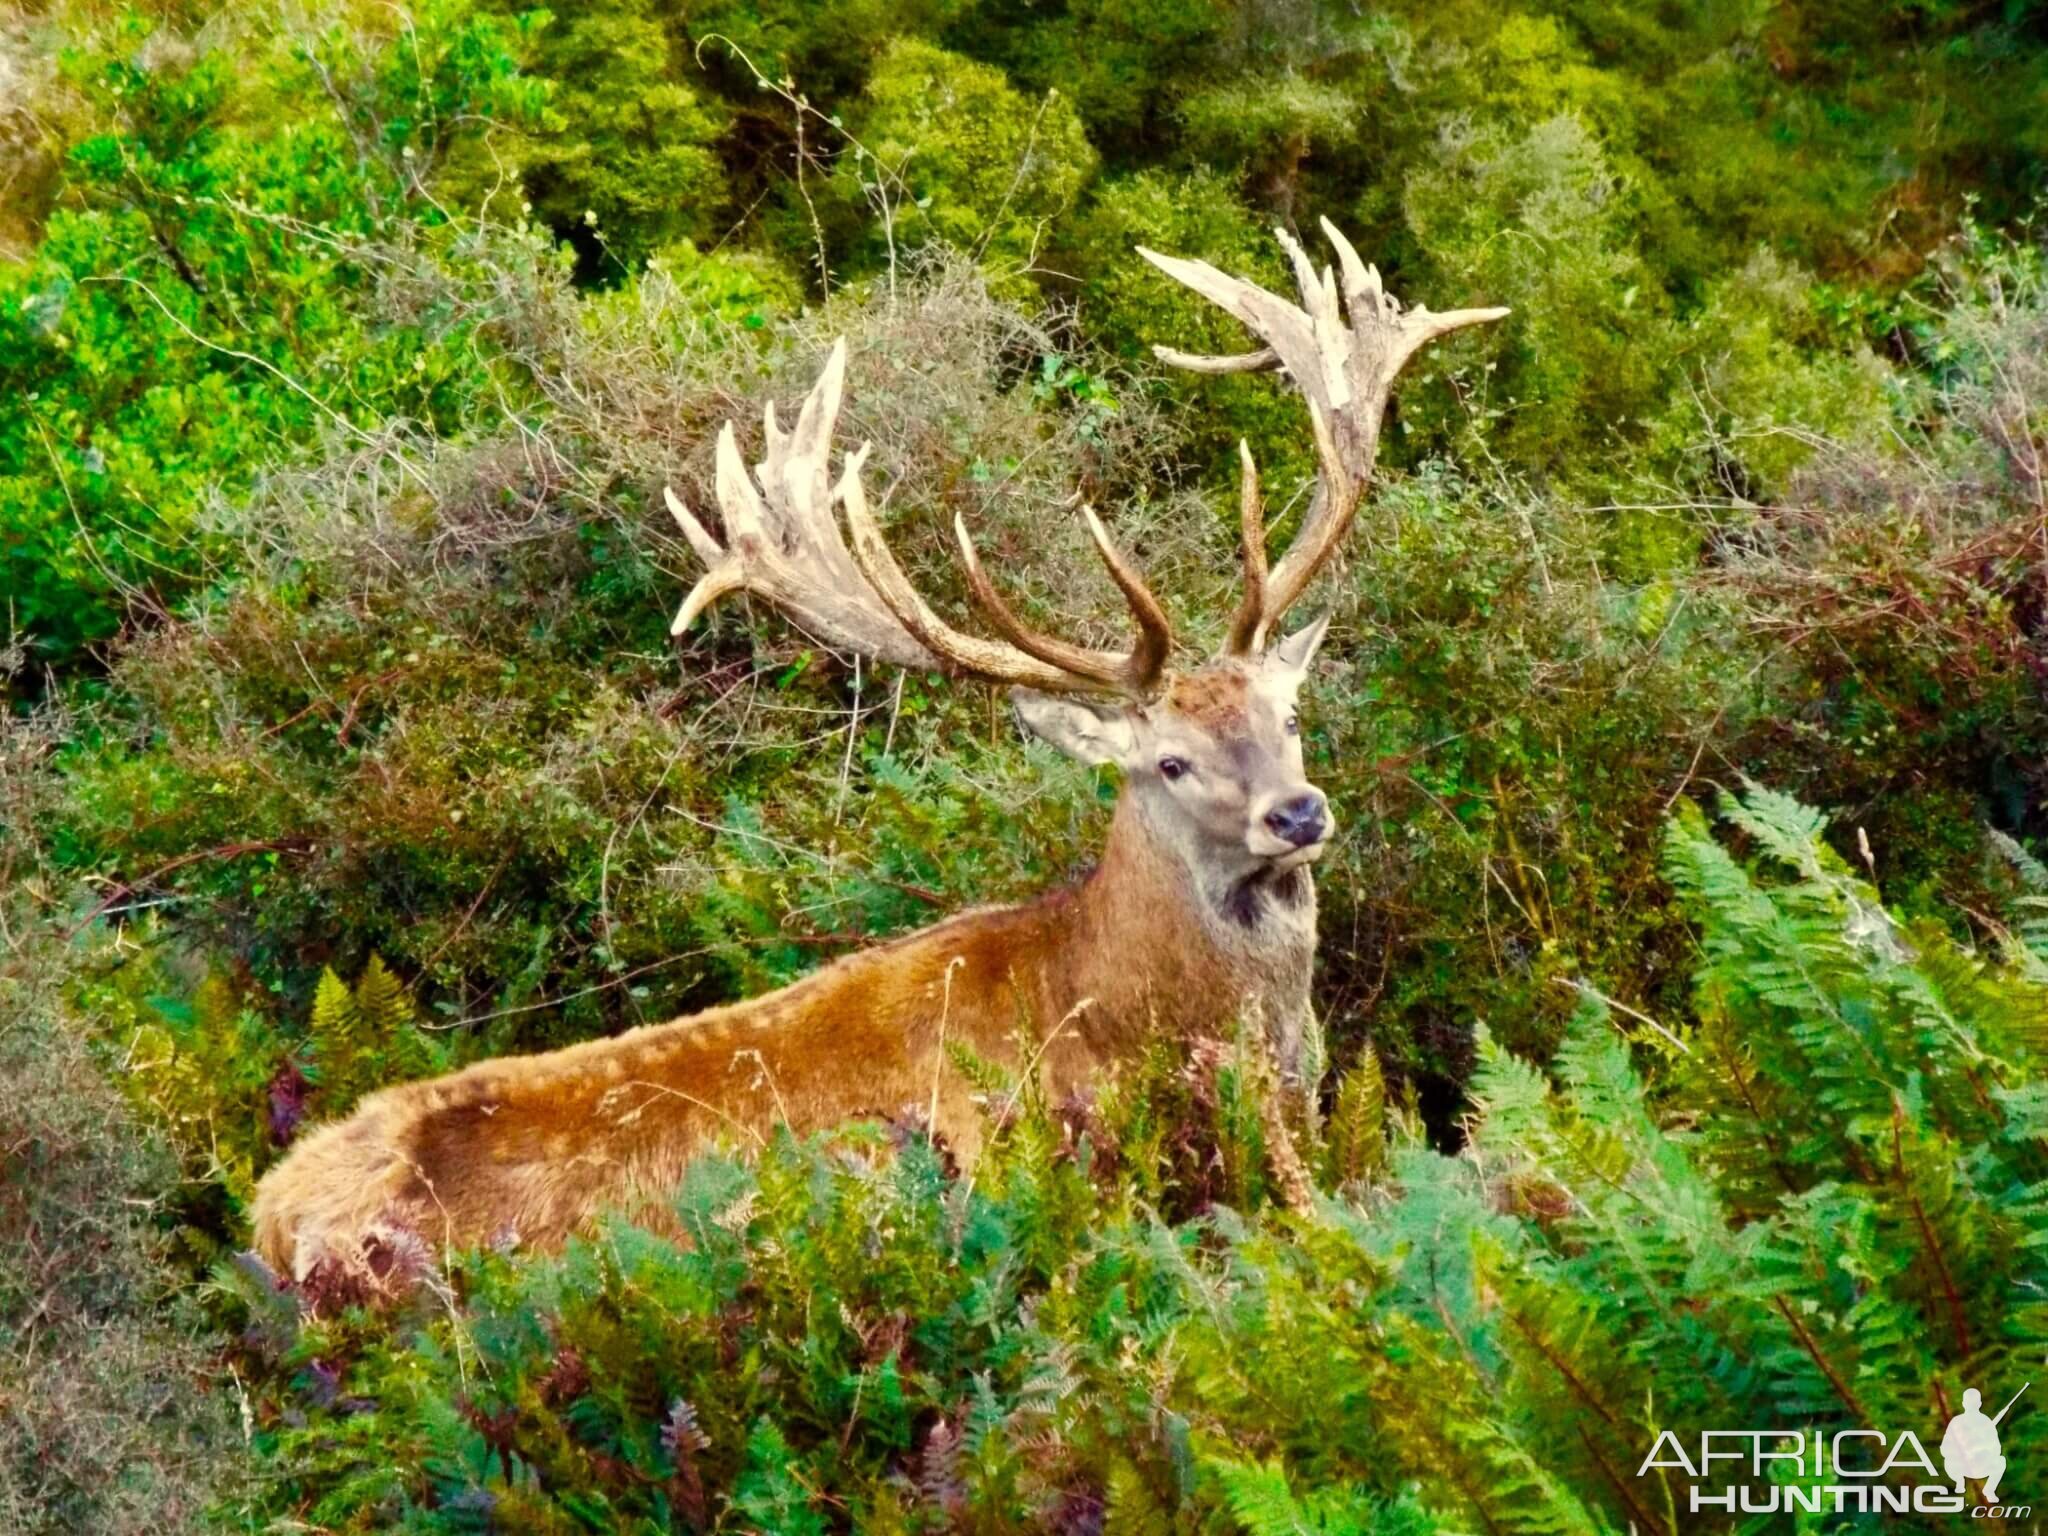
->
<box><xmin>1637</xmin><ymin>1383</ymin><xmax>2031</xmax><ymax>1518</ymax></box>
<box><xmin>1943</xmin><ymin>1384</ymin><xmax>2027</xmax><ymax>1505</ymax></box>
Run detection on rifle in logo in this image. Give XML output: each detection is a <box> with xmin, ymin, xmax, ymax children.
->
<box><xmin>1942</xmin><ymin>1382</ymin><xmax>2027</xmax><ymax>1503</ymax></box>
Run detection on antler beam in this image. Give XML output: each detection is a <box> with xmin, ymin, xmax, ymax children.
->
<box><xmin>666</xmin><ymin>340</ymin><xmax>1173</xmax><ymax>699</ymax></box>
<box><xmin>1140</xmin><ymin>219</ymin><xmax>1508</xmax><ymax>654</ymax></box>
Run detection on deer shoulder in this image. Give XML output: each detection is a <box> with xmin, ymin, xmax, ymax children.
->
<box><xmin>250</xmin><ymin>222</ymin><xmax>1505</xmax><ymax>1287</ymax></box>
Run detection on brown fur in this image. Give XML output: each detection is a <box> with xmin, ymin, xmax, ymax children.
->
<box><xmin>1162</xmin><ymin>666</ymin><xmax>1251</xmax><ymax>727</ymax></box>
<box><xmin>251</xmin><ymin>656</ymin><xmax>1325</xmax><ymax>1280</ymax></box>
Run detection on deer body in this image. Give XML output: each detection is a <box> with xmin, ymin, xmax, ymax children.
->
<box><xmin>253</xmin><ymin>779</ymin><xmax>1318</xmax><ymax>1274</ymax></box>
<box><xmin>251</xmin><ymin>220</ymin><xmax>1504</xmax><ymax>1284</ymax></box>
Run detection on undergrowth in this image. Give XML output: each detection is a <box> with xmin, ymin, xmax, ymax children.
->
<box><xmin>7</xmin><ymin>2</ymin><xmax>2048</xmax><ymax>1525</ymax></box>
<box><xmin>200</xmin><ymin>787</ymin><xmax>2048</xmax><ymax>1532</ymax></box>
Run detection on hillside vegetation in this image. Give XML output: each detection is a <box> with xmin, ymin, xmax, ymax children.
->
<box><xmin>3</xmin><ymin>0</ymin><xmax>2047</xmax><ymax>1529</ymax></box>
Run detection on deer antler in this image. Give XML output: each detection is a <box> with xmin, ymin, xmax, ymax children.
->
<box><xmin>1140</xmin><ymin>219</ymin><xmax>1508</xmax><ymax>654</ymax></box>
<box><xmin>666</xmin><ymin>340</ymin><xmax>1174</xmax><ymax>699</ymax></box>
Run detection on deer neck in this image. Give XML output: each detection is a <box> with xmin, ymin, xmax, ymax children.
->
<box><xmin>1061</xmin><ymin>795</ymin><xmax>1318</xmax><ymax>1049</ymax></box>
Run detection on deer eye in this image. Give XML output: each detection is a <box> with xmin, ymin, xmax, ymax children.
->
<box><xmin>1284</xmin><ymin>713</ymin><xmax>1300</xmax><ymax>736</ymax></box>
<box><xmin>1157</xmin><ymin>756</ymin><xmax>1190</xmax><ymax>782</ymax></box>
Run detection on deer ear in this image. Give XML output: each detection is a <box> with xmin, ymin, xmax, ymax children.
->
<box><xmin>1010</xmin><ymin>689</ymin><xmax>1139</xmax><ymax>767</ymax></box>
<box><xmin>1267</xmin><ymin>614</ymin><xmax>1331</xmax><ymax>675</ymax></box>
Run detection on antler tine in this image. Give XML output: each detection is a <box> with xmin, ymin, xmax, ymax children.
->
<box><xmin>1149</xmin><ymin>343</ymin><xmax>1279</xmax><ymax>376</ymax></box>
<box><xmin>667</xmin><ymin>373</ymin><xmax>930</xmax><ymax>666</ymax></box>
<box><xmin>838</xmin><ymin>467</ymin><xmax>1171</xmax><ymax>697</ymax></box>
<box><xmin>1077</xmin><ymin>506</ymin><xmax>1175</xmax><ymax>691</ymax></box>
<box><xmin>1226</xmin><ymin>439</ymin><xmax>1269</xmax><ymax>655</ymax></box>
<box><xmin>1318</xmin><ymin>216</ymin><xmax>1510</xmax><ymax>376</ymax></box>
<box><xmin>833</xmin><ymin>460</ymin><xmax>1076</xmax><ymax>690</ymax></box>
<box><xmin>949</xmin><ymin>506</ymin><xmax>1173</xmax><ymax>697</ymax></box>
<box><xmin>1140</xmin><ymin>224</ymin><xmax>1508</xmax><ymax>652</ymax></box>
<box><xmin>669</xmin><ymin>339</ymin><xmax>1172</xmax><ymax>699</ymax></box>
<box><xmin>1136</xmin><ymin>243</ymin><xmax>1320</xmax><ymax>399</ymax></box>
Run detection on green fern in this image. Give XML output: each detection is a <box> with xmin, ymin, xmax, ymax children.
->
<box><xmin>1104</xmin><ymin>1457</ymin><xmax>1173</xmax><ymax>1536</ymax></box>
<box><xmin>221</xmin><ymin>786</ymin><xmax>2048</xmax><ymax>1536</ymax></box>
<box><xmin>1208</xmin><ymin>1455</ymin><xmax>1353</xmax><ymax>1536</ymax></box>
<box><xmin>304</xmin><ymin>953</ymin><xmax>442</xmax><ymax>1117</ymax></box>
<box><xmin>1321</xmin><ymin>1051</ymin><xmax>1387</xmax><ymax>1189</ymax></box>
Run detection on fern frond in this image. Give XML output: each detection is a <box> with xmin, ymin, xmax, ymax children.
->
<box><xmin>1323</xmin><ymin>1052</ymin><xmax>1387</xmax><ymax>1189</ymax></box>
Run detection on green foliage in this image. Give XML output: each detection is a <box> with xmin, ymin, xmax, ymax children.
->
<box><xmin>829</xmin><ymin>38</ymin><xmax>1096</xmax><ymax>284</ymax></box>
<box><xmin>304</xmin><ymin>954</ymin><xmax>446</xmax><ymax>1117</ymax></box>
<box><xmin>22</xmin><ymin>187</ymin><xmax>2048</xmax><ymax>1147</ymax></box>
<box><xmin>645</xmin><ymin>239</ymin><xmax>804</xmax><ymax>329</ymax></box>
<box><xmin>31</xmin><ymin>254</ymin><xmax>1146</xmax><ymax>1078</ymax></box>
<box><xmin>1401</xmin><ymin>112</ymin><xmax>1670</xmax><ymax>483</ymax></box>
<box><xmin>694</xmin><ymin>749</ymin><xmax>1096</xmax><ymax>996</ymax></box>
<box><xmin>1320</xmin><ymin>1051</ymin><xmax>1386</xmax><ymax>1190</ymax></box>
<box><xmin>978</xmin><ymin>0</ymin><xmax>1233</xmax><ymax>147</ymax></box>
<box><xmin>1422</xmin><ymin>783</ymin><xmax>2048</xmax><ymax>1520</ymax></box>
<box><xmin>1064</xmin><ymin>167</ymin><xmax>1307</xmax><ymax>481</ymax></box>
<box><xmin>1177</xmin><ymin>73</ymin><xmax>1359</xmax><ymax>184</ymax></box>
<box><xmin>8</xmin><ymin>0</ymin><xmax>2048</xmax><ymax>1525</ymax></box>
<box><xmin>1638</xmin><ymin>246</ymin><xmax>1893</xmax><ymax>502</ymax></box>
<box><xmin>100</xmin><ymin>961</ymin><xmax>284</xmax><ymax>1218</ymax></box>
<box><xmin>508</xmin><ymin>0</ymin><xmax>730</xmax><ymax>278</ymax></box>
<box><xmin>679</xmin><ymin>0</ymin><xmax>969</xmax><ymax>102</ymax></box>
<box><xmin>200</xmin><ymin>785</ymin><xmax>2048</xmax><ymax>1532</ymax></box>
<box><xmin>0</xmin><ymin>1</ymin><xmax>545</xmax><ymax>671</ymax></box>
<box><xmin>1205</xmin><ymin>1457</ymin><xmax>1380</xmax><ymax>1535</ymax></box>
<box><xmin>1300</xmin><ymin>461</ymin><xmax>1750</xmax><ymax>1081</ymax></box>
<box><xmin>217</xmin><ymin>1041</ymin><xmax>1353</xmax><ymax>1530</ymax></box>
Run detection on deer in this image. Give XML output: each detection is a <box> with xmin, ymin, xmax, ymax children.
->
<box><xmin>251</xmin><ymin>220</ymin><xmax>1505</xmax><ymax>1284</ymax></box>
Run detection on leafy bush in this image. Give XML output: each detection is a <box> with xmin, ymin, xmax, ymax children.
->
<box><xmin>505</xmin><ymin>0</ymin><xmax>730</xmax><ymax>278</ymax></box>
<box><xmin>0</xmin><ymin>2</ymin><xmax>547</xmax><ymax>672</ymax></box>
<box><xmin>202</xmin><ymin>786</ymin><xmax>2048</xmax><ymax>1531</ymax></box>
<box><xmin>831</xmin><ymin>38</ymin><xmax>1097</xmax><ymax>284</ymax></box>
<box><xmin>8</xmin><ymin>2</ymin><xmax>2048</xmax><ymax>1525</ymax></box>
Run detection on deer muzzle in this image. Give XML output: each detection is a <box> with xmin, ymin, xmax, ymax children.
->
<box><xmin>1249</xmin><ymin>788</ymin><xmax>1334</xmax><ymax>864</ymax></box>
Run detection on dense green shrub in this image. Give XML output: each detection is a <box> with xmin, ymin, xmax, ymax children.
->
<box><xmin>1401</xmin><ymin>112</ymin><xmax>1673</xmax><ymax>484</ymax></box>
<box><xmin>8</xmin><ymin>1</ymin><xmax>2048</xmax><ymax>1525</ymax></box>
<box><xmin>1061</xmin><ymin>168</ymin><xmax>1308</xmax><ymax>485</ymax></box>
<box><xmin>504</xmin><ymin>0</ymin><xmax>730</xmax><ymax>279</ymax></box>
<box><xmin>0</xmin><ymin>2</ymin><xmax>546</xmax><ymax>672</ymax></box>
<box><xmin>831</xmin><ymin>38</ymin><xmax>1097</xmax><ymax>285</ymax></box>
<box><xmin>201</xmin><ymin>786</ymin><xmax>2048</xmax><ymax>1531</ymax></box>
<box><xmin>970</xmin><ymin>0</ymin><xmax>1235</xmax><ymax>149</ymax></box>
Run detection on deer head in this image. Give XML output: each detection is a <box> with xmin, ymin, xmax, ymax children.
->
<box><xmin>664</xmin><ymin>220</ymin><xmax>1507</xmax><ymax>914</ymax></box>
<box><xmin>1004</xmin><ymin>617</ymin><xmax>1333</xmax><ymax>898</ymax></box>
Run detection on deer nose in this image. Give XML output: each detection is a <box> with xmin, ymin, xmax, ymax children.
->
<box><xmin>1262</xmin><ymin>793</ymin><xmax>1328</xmax><ymax>848</ymax></box>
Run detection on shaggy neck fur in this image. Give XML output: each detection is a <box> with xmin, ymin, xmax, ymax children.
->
<box><xmin>1056</xmin><ymin>795</ymin><xmax>1317</xmax><ymax>1050</ymax></box>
